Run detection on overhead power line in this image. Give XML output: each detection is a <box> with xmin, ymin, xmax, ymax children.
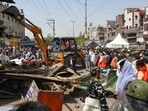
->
<box><xmin>57</xmin><ymin>0</ymin><xmax>73</xmax><ymax>20</ymax></box>
<box><xmin>63</xmin><ymin>0</ymin><xmax>77</xmax><ymax>20</ymax></box>
<box><xmin>87</xmin><ymin>0</ymin><xmax>111</xmax><ymax>18</ymax></box>
<box><xmin>75</xmin><ymin>0</ymin><xmax>84</xmax><ymax>19</ymax></box>
<box><xmin>42</xmin><ymin>0</ymin><xmax>53</xmax><ymax>19</ymax></box>
<box><xmin>31</xmin><ymin>0</ymin><xmax>47</xmax><ymax>20</ymax></box>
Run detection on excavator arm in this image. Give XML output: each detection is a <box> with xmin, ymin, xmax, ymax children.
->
<box><xmin>2</xmin><ymin>6</ymin><xmax>50</xmax><ymax>66</ymax></box>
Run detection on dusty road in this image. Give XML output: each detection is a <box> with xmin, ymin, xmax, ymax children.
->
<box><xmin>61</xmin><ymin>68</ymin><xmax>116</xmax><ymax>111</ymax></box>
<box><xmin>62</xmin><ymin>90</ymin><xmax>116</xmax><ymax>111</ymax></box>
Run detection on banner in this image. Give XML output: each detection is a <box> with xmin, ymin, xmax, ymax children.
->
<box><xmin>25</xmin><ymin>80</ymin><xmax>39</xmax><ymax>101</ymax></box>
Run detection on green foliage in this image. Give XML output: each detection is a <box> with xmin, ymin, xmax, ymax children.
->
<box><xmin>44</xmin><ymin>35</ymin><xmax>53</xmax><ymax>45</ymax></box>
<box><xmin>0</xmin><ymin>20</ymin><xmax>4</xmax><ymax>25</ymax></box>
<box><xmin>75</xmin><ymin>35</ymin><xmax>85</xmax><ymax>48</ymax></box>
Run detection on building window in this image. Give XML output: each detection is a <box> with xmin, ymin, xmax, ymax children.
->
<box><xmin>18</xmin><ymin>32</ymin><xmax>20</xmax><ymax>36</ymax></box>
<box><xmin>135</xmin><ymin>15</ymin><xmax>138</xmax><ymax>20</ymax></box>
<box><xmin>21</xmin><ymin>33</ymin><xmax>23</xmax><ymax>37</ymax></box>
<box><xmin>144</xmin><ymin>24</ymin><xmax>148</xmax><ymax>31</ymax></box>
<box><xmin>129</xmin><ymin>18</ymin><xmax>131</xmax><ymax>21</ymax></box>
<box><xmin>2</xmin><ymin>13</ymin><xmax>5</xmax><ymax>18</ymax></box>
<box><xmin>15</xmin><ymin>32</ymin><xmax>17</xmax><ymax>36</ymax></box>
<box><xmin>135</xmin><ymin>24</ymin><xmax>138</xmax><ymax>28</ymax></box>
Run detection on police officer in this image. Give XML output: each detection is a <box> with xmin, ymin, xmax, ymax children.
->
<box><xmin>83</xmin><ymin>67</ymin><xmax>111</xmax><ymax>111</ymax></box>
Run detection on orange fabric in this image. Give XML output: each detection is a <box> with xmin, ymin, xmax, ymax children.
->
<box><xmin>98</xmin><ymin>56</ymin><xmax>106</xmax><ymax>69</ymax></box>
<box><xmin>136</xmin><ymin>66</ymin><xmax>148</xmax><ymax>82</ymax></box>
<box><xmin>110</xmin><ymin>56</ymin><xmax>118</xmax><ymax>68</ymax></box>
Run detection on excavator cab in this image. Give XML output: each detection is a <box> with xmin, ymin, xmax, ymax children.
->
<box><xmin>51</xmin><ymin>37</ymin><xmax>77</xmax><ymax>65</ymax></box>
<box><xmin>51</xmin><ymin>37</ymin><xmax>85</xmax><ymax>67</ymax></box>
<box><xmin>52</xmin><ymin>37</ymin><xmax>77</xmax><ymax>52</ymax></box>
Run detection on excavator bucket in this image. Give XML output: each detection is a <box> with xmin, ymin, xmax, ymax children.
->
<box><xmin>0</xmin><ymin>0</ymin><xmax>15</xmax><ymax>3</ymax></box>
<box><xmin>1</xmin><ymin>6</ymin><xmax>22</xmax><ymax>18</ymax></box>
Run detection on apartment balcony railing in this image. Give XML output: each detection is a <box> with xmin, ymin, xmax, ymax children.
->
<box><xmin>140</xmin><ymin>19</ymin><xmax>144</xmax><ymax>23</ymax></box>
<box><xmin>123</xmin><ymin>28</ymin><xmax>137</xmax><ymax>33</ymax></box>
<box><xmin>144</xmin><ymin>18</ymin><xmax>148</xmax><ymax>22</ymax></box>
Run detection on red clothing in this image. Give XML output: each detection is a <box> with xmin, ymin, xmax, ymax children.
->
<box><xmin>110</xmin><ymin>56</ymin><xmax>118</xmax><ymax>68</ymax></box>
<box><xmin>98</xmin><ymin>56</ymin><xmax>106</xmax><ymax>69</ymax></box>
<box><xmin>136</xmin><ymin>66</ymin><xmax>148</xmax><ymax>82</ymax></box>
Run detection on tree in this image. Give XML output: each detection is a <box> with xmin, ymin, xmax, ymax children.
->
<box><xmin>75</xmin><ymin>34</ymin><xmax>85</xmax><ymax>48</ymax></box>
<box><xmin>44</xmin><ymin>34</ymin><xmax>53</xmax><ymax>45</ymax></box>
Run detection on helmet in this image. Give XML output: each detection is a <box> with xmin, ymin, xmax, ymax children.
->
<box><xmin>126</xmin><ymin>79</ymin><xmax>148</xmax><ymax>101</ymax></box>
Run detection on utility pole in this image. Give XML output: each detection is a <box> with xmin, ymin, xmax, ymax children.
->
<box><xmin>47</xmin><ymin>19</ymin><xmax>55</xmax><ymax>38</ymax></box>
<box><xmin>84</xmin><ymin>0</ymin><xmax>88</xmax><ymax>40</ymax></box>
<box><xmin>85</xmin><ymin>0</ymin><xmax>87</xmax><ymax>35</ymax></box>
<box><xmin>71</xmin><ymin>20</ymin><xmax>75</xmax><ymax>37</ymax></box>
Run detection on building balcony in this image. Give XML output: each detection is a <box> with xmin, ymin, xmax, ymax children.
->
<box><xmin>143</xmin><ymin>34</ymin><xmax>148</xmax><ymax>38</ymax></box>
<box><xmin>126</xmin><ymin>36</ymin><xmax>137</xmax><ymax>39</ymax></box>
<box><xmin>123</xmin><ymin>28</ymin><xmax>137</xmax><ymax>34</ymax></box>
<box><xmin>144</xmin><ymin>18</ymin><xmax>148</xmax><ymax>22</ymax></box>
<box><xmin>143</xmin><ymin>31</ymin><xmax>148</xmax><ymax>35</ymax></box>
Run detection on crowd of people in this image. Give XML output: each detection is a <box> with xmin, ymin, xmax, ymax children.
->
<box><xmin>0</xmin><ymin>44</ymin><xmax>148</xmax><ymax>111</ymax></box>
<box><xmin>0</xmin><ymin>45</ymin><xmax>42</xmax><ymax>62</ymax></box>
<box><xmin>83</xmin><ymin>47</ymin><xmax>148</xmax><ymax>111</ymax></box>
<box><xmin>83</xmin><ymin>48</ymin><xmax>147</xmax><ymax>70</ymax></box>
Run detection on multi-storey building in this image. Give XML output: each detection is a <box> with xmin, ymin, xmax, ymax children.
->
<box><xmin>96</xmin><ymin>25</ymin><xmax>107</xmax><ymax>45</ymax></box>
<box><xmin>116</xmin><ymin>14</ymin><xmax>124</xmax><ymax>28</ymax></box>
<box><xmin>106</xmin><ymin>20</ymin><xmax>116</xmax><ymax>41</ymax></box>
<box><xmin>0</xmin><ymin>3</ymin><xmax>25</xmax><ymax>47</ymax></box>
<box><xmin>123</xmin><ymin>8</ymin><xmax>145</xmax><ymax>49</ymax></box>
<box><xmin>84</xmin><ymin>24</ymin><xmax>101</xmax><ymax>48</ymax></box>
<box><xmin>124</xmin><ymin>8</ymin><xmax>145</xmax><ymax>29</ymax></box>
<box><xmin>143</xmin><ymin>6</ymin><xmax>148</xmax><ymax>49</ymax></box>
<box><xmin>116</xmin><ymin>14</ymin><xmax>125</xmax><ymax>34</ymax></box>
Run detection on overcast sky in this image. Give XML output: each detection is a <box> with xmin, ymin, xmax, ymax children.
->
<box><xmin>13</xmin><ymin>0</ymin><xmax>148</xmax><ymax>38</ymax></box>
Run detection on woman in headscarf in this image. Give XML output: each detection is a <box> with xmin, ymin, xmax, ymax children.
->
<box><xmin>110</xmin><ymin>59</ymin><xmax>148</xmax><ymax>111</ymax></box>
<box><xmin>115</xmin><ymin>58</ymin><xmax>137</xmax><ymax>95</ymax></box>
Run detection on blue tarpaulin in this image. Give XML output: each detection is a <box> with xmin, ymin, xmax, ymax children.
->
<box><xmin>21</xmin><ymin>41</ymin><xmax>35</xmax><ymax>46</ymax></box>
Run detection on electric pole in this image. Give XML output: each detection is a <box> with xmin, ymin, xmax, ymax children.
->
<box><xmin>47</xmin><ymin>19</ymin><xmax>55</xmax><ymax>38</ymax></box>
<box><xmin>84</xmin><ymin>0</ymin><xmax>88</xmax><ymax>40</ymax></box>
<box><xmin>85</xmin><ymin>0</ymin><xmax>87</xmax><ymax>35</ymax></box>
<box><xmin>71</xmin><ymin>20</ymin><xmax>75</xmax><ymax>38</ymax></box>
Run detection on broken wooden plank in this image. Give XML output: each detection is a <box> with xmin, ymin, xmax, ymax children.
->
<box><xmin>0</xmin><ymin>72</ymin><xmax>70</xmax><ymax>84</ymax></box>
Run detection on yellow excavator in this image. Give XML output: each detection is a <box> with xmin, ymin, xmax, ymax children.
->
<box><xmin>0</xmin><ymin>6</ymin><xmax>86</xmax><ymax>111</ymax></box>
<box><xmin>2</xmin><ymin>6</ymin><xmax>55</xmax><ymax>67</ymax></box>
<box><xmin>2</xmin><ymin>6</ymin><xmax>84</xmax><ymax>68</ymax></box>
